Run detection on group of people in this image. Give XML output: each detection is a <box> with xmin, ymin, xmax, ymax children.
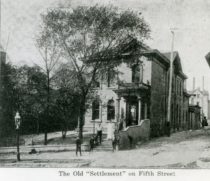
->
<box><xmin>75</xmin><ymin>122</ymin><xmax>121</xmax><ymax>155</ymax></box>
<box><xmin>89</xmin><ymin>123</ymin><xmax>103</xmax><ymax>152</ymax></box>
<box><xmin>75</xmin><ymin>123</ymin><xmax>103</xmax><ymax>156</ymax></box>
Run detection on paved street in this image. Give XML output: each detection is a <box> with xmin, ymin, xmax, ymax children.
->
<box><xmin>1</xmin><ymin>128</ymin><xmax>210</xmax><ymax>168</ymax></box>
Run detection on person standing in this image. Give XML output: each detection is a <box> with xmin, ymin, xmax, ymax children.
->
<box><xmin>96</xmin><ymin>123</ymin><xmax>103</xmax><ymax>144</ymax></box>
<box><xmin>75</xmin><ymin>136</ymin><xmax>82</xmax><ymax>156</ymax></box>
<box><xmin>112</xmin><ymin>138</ymin><xmax>116</xmax><ymax>152</ymax></box>
<box><xmin>202</xmin><ymin>116</ymin><xmax>208</xmax><ymax>127</ymax></box>
<box><xmin>89</xmin><ymin>135</ymin><xmax>94</xmax><ymax>152</ymax></box>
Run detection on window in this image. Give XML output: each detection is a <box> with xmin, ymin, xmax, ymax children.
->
<box><xmin>132</xmin><ymin>64</ymin><xmax>140</xmax><ymax>83</ymax></box>
<box><xmin>92</xmin><ymin>100</ymin><xmax>100</xmax><ymax>120</ymax></box>
<box><xmin>107</xmin><ymin>69</ymin><xmax>111</xmax><ymax>87</ymax></box>
<box><xmin>107</xmin><ymin>99</ymin><xmax>115</xmax><ymax>120</ymax></box>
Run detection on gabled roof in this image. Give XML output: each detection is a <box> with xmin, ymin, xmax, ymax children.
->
<box><xmin>162</xmin><ymin>51</ymin><xmax>187</xmax><ymax>79</ymax></box>
<box><xmin>189</xmin><ymin>87</ymin><xmax>209</xmax><ymax>96</ymax></box>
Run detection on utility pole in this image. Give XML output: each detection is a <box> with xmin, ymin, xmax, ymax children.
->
<box><xmin>0</xmin><ymin>0</ymin><xmax>1</xmax><ymax>44</ymax></box>
<box><xmin>0</xmin><ymin>0</ymin><xmax>2</xmax><ymax>122</ymax></box>
<box><xmin>166</xmin><ymin>31</ymin><xmax>175</xmax><ymax>136</ymax></box>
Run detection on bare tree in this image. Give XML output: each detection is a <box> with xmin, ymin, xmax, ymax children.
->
<box><xmin>35</xmin><ymin>27</ymin><xmax>62</xmax><ymax>145</ymax></box>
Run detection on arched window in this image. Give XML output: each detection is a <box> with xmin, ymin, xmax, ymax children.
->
<box><xmin>132</xmin><ymin>64</ymin><xmax>140</xmax><ymax>83</ymax></box>
<box><xmin>92</xmin><ymin>100</ymin><xmax>100</xmax><ymax>120</ymax></box>
<box><xmin>107</xmin><ymin>99</ymin><xmax>115</xmax><ymax>120</ymax></box>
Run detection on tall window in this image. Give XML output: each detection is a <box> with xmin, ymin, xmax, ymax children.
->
<box><xmin>107</xmin><ymin>99</ymin><xmax>115</xmax><ymax>120</ymax></box>
<box><xmin>107</xmin><ymin>69</ymin><xmax>111</xmax><ymax>87</ymax></box>
<box><xmin>92</xmin><ymin>100</ymin><xmax>100</xmax><ymax>120</ymax></box>
<box><xmin>132</xmin><ymin>64</ymin><xmax>140</xmax><ymax>83</ymax></box>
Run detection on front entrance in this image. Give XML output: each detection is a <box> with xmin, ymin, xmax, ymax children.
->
<box><xmin>126</xmin><ymin>98</ymin><xmax>138</xmax><ymax>126</ymax></box>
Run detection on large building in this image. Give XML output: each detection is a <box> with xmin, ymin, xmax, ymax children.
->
<box><xmin>84</xmin><ymin>40</ymin><xmax>191</xmax><ymax>137</ymax></box>
<box><xmin>188</xmin><ymin>76</ymin><xmax>209</xmax><ymax>120</ymax></box>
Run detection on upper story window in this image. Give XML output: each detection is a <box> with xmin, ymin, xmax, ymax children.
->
<box><xmin>92</xmin><ymin>100</ymin><xmax>100</xmax><ymax>120</ymax></box>
<box><xmin>107</xmin><ymin>69</ymin><xmax>112</xmax><ymax>87</ymax></box>
<box><xmin>132</xmin><ymin>64</ymin><xmax>141</xmax><ymax>83</ymax></box>
<box><xmin>107</xmin><ymin>99</ymin><xmax>115</xmax><ymax>120</ymax></box>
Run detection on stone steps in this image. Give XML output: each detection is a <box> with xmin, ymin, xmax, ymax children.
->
<box><xmin>93</xmin><ymin>140</ymin><xmax>113</xmax><ymax>152</ymax></box>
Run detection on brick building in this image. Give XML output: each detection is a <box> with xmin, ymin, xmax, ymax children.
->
<box><xmin>84</xmin><ymin>41</ymin><xmax>190</xmax><ymax>137</ymax></box>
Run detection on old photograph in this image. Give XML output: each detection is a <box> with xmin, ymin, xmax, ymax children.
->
<box><xmin>1</xmin><ymin>0</ymin><xmax>210</xmax><ymax>170</ymax></box>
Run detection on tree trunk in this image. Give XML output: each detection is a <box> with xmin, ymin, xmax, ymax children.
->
<box><xmin>36</xmin><ymin>119</ymin><xmax>39</xmax><ymax>135</ymax></box>
<box><xmin>44</xmin><ymin>71</ymin><xmax>50</xmax><ymax>145</ymax></box>
<box><xmin>78</xmin><ymin>102</ymin><xmax>86</xmax><ymax>140</ymax></box>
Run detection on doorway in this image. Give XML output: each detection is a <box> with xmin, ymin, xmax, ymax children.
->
<box><xmin>126</xmin><ymin>98</ymin><xmax>138</xmax><ymax>126</ymax></box>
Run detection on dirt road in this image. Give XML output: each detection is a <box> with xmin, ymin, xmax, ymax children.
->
<box><xmin>1</xmin><ymin>128</ymin><xmax>210</xmax><ymax>168</ymax></box>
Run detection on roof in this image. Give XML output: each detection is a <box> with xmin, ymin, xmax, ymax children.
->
<box><xmin>162</xmin><ymin>51</ymin><xmax>178</xmax><ymax>62</ymax></box>
<box><xmin>189</xmin><ymin>87</ymin><xmax>209</xmax><ymax>96</ymax></box>
<box><xmin>162</xmin><ymin>51</ymin><xmax>187</xmax><ymax>79</ymax></box>
<box><xmin>141</xmin><ymin>49</ymin><xmax>170</xmax><ymax>66</ymax></box>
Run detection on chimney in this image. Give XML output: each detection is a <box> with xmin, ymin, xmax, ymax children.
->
<box><xmin>193</xmin><ymin>77</ymin><xmax>195</xmax><ymax>90</ymax></box>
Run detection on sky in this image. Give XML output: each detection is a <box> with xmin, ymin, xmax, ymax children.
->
<box><xmin>2</xmin><ymin>0</ymin><xmax>210</xmax><ymax>92</ymax></box>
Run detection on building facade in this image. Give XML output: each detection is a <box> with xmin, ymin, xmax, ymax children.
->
<box><xmin>84</xmin><ymin>43</ymin><xmax>190</xmax><ymax>137</ymax></box>
<box><xmin>189</xmin><ymin>88</ymin><xmax>209</xmax><ymax>119</ymax></box>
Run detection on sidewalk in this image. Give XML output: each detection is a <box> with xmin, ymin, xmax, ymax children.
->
<box><xmin>1</xmin><ymin>127</ymin><xmax>210</xmax><ymax>156</ymax></box>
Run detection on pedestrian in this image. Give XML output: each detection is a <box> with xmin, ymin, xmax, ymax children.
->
<box><xmin>75</xmin><ymin>136</ymin><xmax>82</xmax><ymax>156</ymax></box>
<box><xmin>112</xmin><ymin>137</ymin><xmax>116</xmax><ymax>152</ymax></box>
<box><xmin>96</xmin><ymin>123</ymin><xmax>103</xmax><ymax>144</ymax></box>
<box><xmin>204</xmin><ymin>116</ymin><xmax>208</xmax><ymax>126</ymax></box>
<box><xmin>202</xmin><ymin>116</ymin><xmax>208</xmax><ymax>127</ymax></box>
<box><xmin>89</xmin><ymin>135</ymin><xmax>94</xmax><ymax>152</ymax></box>
<box><xmin>112</xmin><ymin>135</ymin><xmax>119</xmax><ymax>152</ymax></box>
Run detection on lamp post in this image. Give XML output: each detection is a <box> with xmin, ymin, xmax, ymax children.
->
<box><xmin>15</xmin><ymin>112</ymin><xmax>21</xmax><ymax>161</ymax></box>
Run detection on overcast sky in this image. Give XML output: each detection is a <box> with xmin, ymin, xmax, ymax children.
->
<box><xmin>2</xmin><ymin>0</ymin><xmax>210</xmax><ymax>92</ymax></box>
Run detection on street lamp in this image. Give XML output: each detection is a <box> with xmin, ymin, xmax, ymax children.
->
<box><xmin>15</xmin><ymin>111</ymin><xmax>21</xmax><ymax>161</ymax></box>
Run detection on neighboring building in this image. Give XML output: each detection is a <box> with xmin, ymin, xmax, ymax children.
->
<box><xmin>163</xmin><ymin>52</ymin><xmax>188</xmax><ymax>132</ymax></box>
<box><xmin>188</xmin><ymin>105</ymin><xmax>201</xmax><ymax>129</ymax></box>
<box><xmin>84</xmin><ymin>39</ymin><xmax>190</xmax><ymax>137</ymax></box>
<box><xmin>189</xmin><ymin>87</ymin><xmax>209</xmax><ymax>119</ymax></box>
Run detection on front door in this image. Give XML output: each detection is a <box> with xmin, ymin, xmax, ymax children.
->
<box><xmin>126</xmin><ymin>100</ymin><xmax>138</xmax><ymax>126</ymax></box>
